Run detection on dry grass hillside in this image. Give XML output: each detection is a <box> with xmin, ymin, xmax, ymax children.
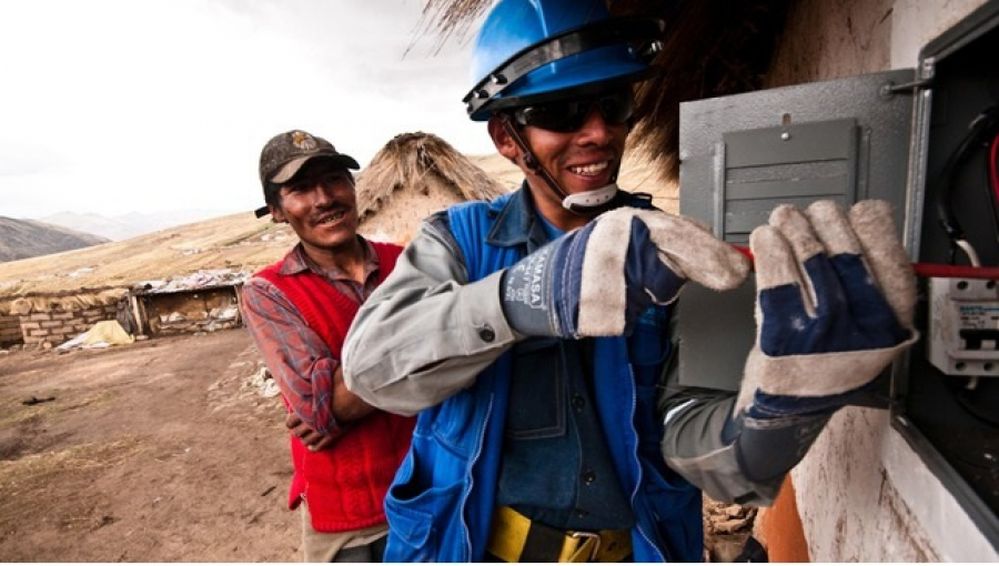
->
<box><xmin>0</xmin><ymin>213</ymin><xmax>292</xmax><ymax>302</ymax></box>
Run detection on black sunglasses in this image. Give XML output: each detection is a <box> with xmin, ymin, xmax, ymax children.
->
<box><xmin>511</xmin><ymin>89</ymin><xmax>635</xmax><ymax>133</ymax></box>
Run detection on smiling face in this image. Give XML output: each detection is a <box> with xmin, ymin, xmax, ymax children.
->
<box><xmin>270</xmin><ymin>157</ymin><xmax>360</xmax><ymax>259</ymax></box>
<box><xmin>489</xmin><ymin>105</ymin><xmax>630</xmax><ymax>230</ymax></box>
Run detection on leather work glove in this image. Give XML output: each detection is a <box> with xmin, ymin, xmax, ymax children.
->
<box><xmin>731</xmin><ymin>199</ymin><xmax>918</xmax><ymax>482</ymax></box>
<box><xmin>500</xmin><ymin>207</ymin><xmax>750</xmax><ymax>338</ymax></box>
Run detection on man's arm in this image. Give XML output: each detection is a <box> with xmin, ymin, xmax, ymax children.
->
<box><xmin>342</xmin><ymin>215</ymin><xmax>518</xmax><ymax>416</ymax></box>
<box><xmin>241</xmin><ymin>278</ymin><xmax>373</xmax><ymax>435</ymax></box>
<box><xmin>284</xmin><ymin>366</ymin><xmax>374</xmax><ymax>450</ymax></box>
<box><xmin>660</xmin><ymin>201</ymin><xmax>916</xmax><ymax>506</ymax></box>
<box><xmin>344</xmin><ymin>205</ymin><xmax>748</xmax><ymax>415</ymax></box>
<box><xmin>657</xmin><ymin>312</ymin><xmax>784</xmax><ymax>506</ymax></box>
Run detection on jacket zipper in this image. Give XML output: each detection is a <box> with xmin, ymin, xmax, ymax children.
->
<box><xmin>625</xmin><ymin>364</ymin><xmax>667</xmax><ymax>562</ymax></box>
<box><xmin>460</xmin><ymin>393</ymin><xmax>494</xmax><ymax>561</ymax></box>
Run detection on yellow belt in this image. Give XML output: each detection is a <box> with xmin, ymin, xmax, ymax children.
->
<box><xmin>486</xmin><ymin>506</ymin><xmax>632</xmax><ymax>563</ymax></box>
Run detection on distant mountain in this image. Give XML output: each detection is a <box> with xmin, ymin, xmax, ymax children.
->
<box><xmin>39</xmin><ymin>209</ymin><xmax>229</xmax><ymax>241</ymax></box>
<box><xmin>0</xmin><ymin>217</ymin><xmax>109</xmax><ymax>262</ymax></box>
<box><xmin>38</xmin><ymin>212</ymin><xmax>135</xmax><ymax>241</ymax></box>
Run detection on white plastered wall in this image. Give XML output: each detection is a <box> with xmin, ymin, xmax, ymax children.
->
<box><xmin>780</xmin><ymin>0</ymin><xmax>997</xmax><ymax>561</ymax></box>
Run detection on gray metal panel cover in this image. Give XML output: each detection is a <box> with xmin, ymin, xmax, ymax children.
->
<box><xmin>720</xmin><ymin>118</ymin><xmax>859</xmax><ymax>241</ymax></box>
<box><xmin>677</xmin><ymin>69</ymin><xmax>915</xmax><ymax>391</ymax></box>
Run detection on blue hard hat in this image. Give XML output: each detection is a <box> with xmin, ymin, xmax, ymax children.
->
<box><xmin>464</xmin><ymin>0</ymin><xmax>664</xmax><ymax>121</ymax></box>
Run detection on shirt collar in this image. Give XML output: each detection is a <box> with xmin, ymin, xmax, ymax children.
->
<box><xmin>486</xmin><ymin>182</ymin><xmax>551</xmax><ymax>250</ymax></box>
<box><xmin>278</xmin><ymin>244</ymin><xmax>311</xmax><ymax>275</ymax></box>
<box><xmin>278</xmin><ymin>237</ymin><xmax>378</xmax><ymax>279</ymax></box>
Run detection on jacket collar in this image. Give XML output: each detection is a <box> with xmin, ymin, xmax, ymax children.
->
<box><xmin>485</xmin><ymin>183</ymin><xmax>550</xmax><ymax>251</ymax></box>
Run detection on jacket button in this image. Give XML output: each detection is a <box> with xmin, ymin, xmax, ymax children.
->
<box><xmin>479</xmin><ymin>326</ymin><xmax>496</xmax><ymax>342</ymax></box>
<box><xmin>582</xmin><ymin>470</ymin><xmax>596</xmax><ymax>485</ymax></box>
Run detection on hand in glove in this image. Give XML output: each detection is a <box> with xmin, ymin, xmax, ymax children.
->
<box><xmin>736</xmin><ymin>199</ymin><xmax>918</xmax><ymax>418</ymax></box>
<box><xmin>500</xmin><ymin>207</ymin><xmax>750</xmax><ymax>338</ymax></box>
<box><xmin>731</xmin><ymin>200</ymin><xmax>919</xmax><ymax>482</ymax></box>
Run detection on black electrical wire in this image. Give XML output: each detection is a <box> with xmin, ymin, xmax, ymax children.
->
<box><xmin>934</xmin><ymin>105</ymin><xmax>999</xmax><ymax>255</ymax></box>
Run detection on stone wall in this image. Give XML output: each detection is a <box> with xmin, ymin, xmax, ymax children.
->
<box><xmin>17</xmin><ymin>303</ymin><xmax>118</xmax><ymax>349</ymax></box>
<box><xmin>0</xmin><ymin>315</ymin><xmax>22</xmax><ymax>346</ymax></box>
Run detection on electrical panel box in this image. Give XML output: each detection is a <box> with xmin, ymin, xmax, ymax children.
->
<box><xmin>676</xmin><ymin>0</ymin><xmax>999</xmax><ymax>540</ymax></box>
<box><xmin>677</xmin><ymin>69</ymin><xmax>914</xmax><ymax>392</ymax></box>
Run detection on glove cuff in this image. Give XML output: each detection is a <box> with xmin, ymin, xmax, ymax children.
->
<box><xmin>499</xmin><ymin>262</ymin><xmax>561</xmax><ymax>337</ymax></box>
<box><xmin>576</xmin><ymin>209</ymin><xmax>633</xmax><ymax>336</ymax></box>
<box><xmin>746</xmin><ymin>330</ymin><xmax>919</xmax><ymax>398</ymax></box>
<box><xmin>734</xmin><ymin>411</ymin><xmax>831</xmax><ymax>482</ymax></box>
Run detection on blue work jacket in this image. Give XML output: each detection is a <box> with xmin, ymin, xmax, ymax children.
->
<box><xmin>382</xmin><ymin>188</ymin><xmax>703</xmax><ymax>562</ymax></box>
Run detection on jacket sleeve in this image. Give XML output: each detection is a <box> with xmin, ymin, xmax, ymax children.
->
<box><xmin>657</xmin><ymin>311</ymin><xmax>783</xmax><ymax>506</ymax></box>
<box><xmin>240</xmin><ymin>277</ymin><xmax>340</xmax><ymax>434</ymax></box>
<box><xmin>342</xmin><ymin>215</ymin><xmax>519</xmax><ymax>416</ymax></box>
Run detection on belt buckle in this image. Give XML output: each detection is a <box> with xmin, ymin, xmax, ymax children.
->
<box><xmin>568</xmin><ymin>530</ymin><xmax>601</xmax><ymax>562</ymax></box>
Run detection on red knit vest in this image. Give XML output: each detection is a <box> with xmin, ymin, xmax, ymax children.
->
<box><xmin>255</xmin><ymin>242</ymin><xmax>414</xmax><ymax>532</ymax></box>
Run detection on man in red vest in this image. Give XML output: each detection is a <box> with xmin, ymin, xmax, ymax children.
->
<box><xmin>241</xmin><ymin>130</ymin><xmax>414</xmax><ymax>562</ymax></box>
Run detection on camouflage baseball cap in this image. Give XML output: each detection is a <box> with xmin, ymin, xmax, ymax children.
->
<box><xmin>255</xmin><ymin>130</ymin><xmax>361</xmax><ymax>217</ymax></box>
<box><xmin>259</xmin><ymin>129</ymin><xmax>360</xmax><ymax>186</ymax></box>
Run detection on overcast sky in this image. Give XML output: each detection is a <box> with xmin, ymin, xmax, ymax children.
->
<box><xmin>0</xmin><ymin>0</ymin><xmax>495</xmax><ymax>219</ymax></box>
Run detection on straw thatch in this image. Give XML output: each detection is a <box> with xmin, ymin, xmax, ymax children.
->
<box><xmin>355</xmin><ymin>132</ymin><xmax>508</xmax><ymax>243</ymax></box>
<box><xmin>6</xmin><ymin>288</ymin><xmax>128</xmax><ymax>317</ymax></box>
<box><xmin>420</xmin><ymin>0</ymin><xmax>792</xmax><ymax>183</ymax></box>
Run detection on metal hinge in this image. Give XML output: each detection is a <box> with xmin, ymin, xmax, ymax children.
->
<box><xmin>879</xmin><ymin>77</ymin><xmax>933</xmax><ymax>98</ymax></box>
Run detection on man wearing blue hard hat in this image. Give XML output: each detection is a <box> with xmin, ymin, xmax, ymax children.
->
<box><xmin>343</xmin><ymin>0</ymin><xmax>917</xmax><ymax>562</ymax></box>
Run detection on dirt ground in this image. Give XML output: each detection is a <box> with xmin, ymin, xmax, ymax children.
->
<box><xmin>0</xmin><ymin>327</ymin><xmax>755</xmax><ymax>562</ymax></box>
<box><xmin>0</xmin><ymin>329</ymin><xmax>299</xmax><ymax>562</ymax></box>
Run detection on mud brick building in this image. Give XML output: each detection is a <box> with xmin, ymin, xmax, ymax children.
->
<box><xmin>19</xmin><ymin>302</ymin><xmax>120</xmax><ymax>348</ymax></box>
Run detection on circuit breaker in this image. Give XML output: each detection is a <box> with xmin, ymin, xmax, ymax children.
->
<box><xmin>928</xmin><ymin>277</ymin><xmax>999</xmax><ymax>379</ymax></box>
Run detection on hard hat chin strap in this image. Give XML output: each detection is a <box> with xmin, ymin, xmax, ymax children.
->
<box><xmin>500</xmin><ymin>115</ymin><xmax>619</xmax><ymax>217</ymax></box>
<box><xmin>562</xmin><ymin>182</ymin><xmax>620</xmax><ymax>209</ymax></box>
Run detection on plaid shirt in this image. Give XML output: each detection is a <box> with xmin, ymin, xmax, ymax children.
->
<box><xmin>241</xmin><ymin>239</ymin><xmax>381</xmax><ymax>434</ymax></box>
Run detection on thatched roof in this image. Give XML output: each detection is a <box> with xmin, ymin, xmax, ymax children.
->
<box><xmin>421</xmin><ymin>0</ymin><xmax>791</xmax><ymax>181</ymax></box>
<box><xmin>355</xmin><ymin>131</ymin><xmax>507</xmax><ymax>222</ymax></box>
<box><xmin>5</xmin><ymin>288</ymin><xmax>130</xmax><ymax>317</ymax></box>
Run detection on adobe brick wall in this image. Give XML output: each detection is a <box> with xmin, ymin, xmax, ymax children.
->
<box><xmin>18</xmin><ymin>303</ymin><xmax>118</xmax><ymax>348</ymax></box>
<box><xmin>0</xmin><ymin>315</ymin><xmax>21</xmax><ymax>346</ymax></box>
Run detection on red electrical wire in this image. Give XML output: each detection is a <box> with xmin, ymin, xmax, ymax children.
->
<box><xmin>910</xmin><ymin>262</ymin><xmax>999</xmax><ymax>280</ymax></box>
<box><xmin>731</xmin><ymin>244</ymin><xmax>999</xmax><ymax>280</ymax></box>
